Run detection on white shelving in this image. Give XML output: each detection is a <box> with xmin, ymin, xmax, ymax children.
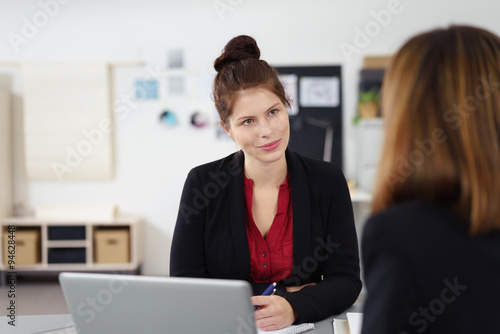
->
<box><xmin>357</xmin><ymin>118</ymin><xmax>384</xmax><ymax>192</ymax></box>
<box><xmin>0</xmin><ymin>217</ymin><xmax>142</xmax><ymax>274</ymax></box>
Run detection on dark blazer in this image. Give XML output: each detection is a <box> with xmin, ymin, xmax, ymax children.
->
<box><xmin>361</xmin><ymin>200</ymin><xmax>500</xmax><ymax>334</ymax></box>
<box><xmin>170</xmin><ymin>149</ymin><xmax>362</xmax><ymax>323</ymax></box>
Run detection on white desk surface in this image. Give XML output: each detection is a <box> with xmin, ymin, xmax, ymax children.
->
<box><xmin>0</xmin><ymin>314</ymin><xmax>74</xmax><ymax>333</ymax></box>
<box><xmin>0</xmin><ymin>303</ymin><xmax>363</xmax><ymax>334</ymax></box>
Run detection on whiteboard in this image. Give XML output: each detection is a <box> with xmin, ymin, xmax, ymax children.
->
<box><xmin>21</xmin><ymin>62</ymin><xmax>113</xmax><ymax>181</ymax></box>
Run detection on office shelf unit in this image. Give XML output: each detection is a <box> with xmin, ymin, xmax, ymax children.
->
<box><xmin>357</xmin><ymin>118</ymin><xmax>384</xmax><ymax>192</ymax></box>
<box><xmin>0</xmin><ymin>217</ymin><xmax>142</xmax><ymax>282</ymax></box>
<box><xmin>356</xmin><ymin>56</ymin><xmax>388</xmax><ymax>193</ymax></box>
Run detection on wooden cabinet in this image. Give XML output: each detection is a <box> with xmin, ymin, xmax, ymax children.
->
<box><xmin>0</xmin><ymin>217</ymin><xmax>142</xmax><ymax>278</ymax></box>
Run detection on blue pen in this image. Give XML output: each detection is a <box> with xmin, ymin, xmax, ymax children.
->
<box><xmin>255</xmin><ymin>282</ymin><xmax>277</xmax><ymax>310</ymax></box>
<box><xmin>262</xmin><ymin>282</ymin><xmax>277</xmax><ymax>296</ymax></box>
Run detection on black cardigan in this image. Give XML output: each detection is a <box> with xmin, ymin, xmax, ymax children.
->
<box><xmin>361</xmin><ymin>200</ymin><xmax>500</xmax><ymax>333</ymax></box>
<box><xmin>170</xmin><ymin>149</ymin><xmax>362</xmax><ymax>323</ymax></box>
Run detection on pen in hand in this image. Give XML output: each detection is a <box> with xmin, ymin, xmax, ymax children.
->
<box><xmin>254</xmin><ymin>282</ymin><xmax>277</xmax><ymax>310</ymax></box>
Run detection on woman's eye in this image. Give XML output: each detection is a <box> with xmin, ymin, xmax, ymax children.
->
<box><xmin>242</xmin><ymin>119</ymin><xmax>253</xmax><ymax>125</ymax></box>
<box><xmin>269</xmin><ymin>109</ymin><xmax>279</xmax><ymax>116</ymax></box>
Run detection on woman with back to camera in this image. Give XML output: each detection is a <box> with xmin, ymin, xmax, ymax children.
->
<box><xmin>170</xmin><ymin>35</ymin><xmax>361</xmax><ymax>331</ymax></box>
<box><xmin>361</xmin><ymin>25</ymin><xmax>500</xmax><ymax>334</ymax></box>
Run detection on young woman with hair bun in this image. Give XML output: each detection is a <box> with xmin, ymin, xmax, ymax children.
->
<box><xmin>170</xmin><ymin>35</ymin><xmax>361</xmax><ymax>331</ymax></box>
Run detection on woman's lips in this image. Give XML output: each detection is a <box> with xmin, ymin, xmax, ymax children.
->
<box><xmin>259</xmin><ymin>139</ymin><xmax>281</xmax><ymax>151</ymax></box>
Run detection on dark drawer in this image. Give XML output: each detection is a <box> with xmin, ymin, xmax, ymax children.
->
<box><xmin>48</xmin><ymin>226</ymin><xmax>86</xmax><ymax>240</ymax></box>
<box><xmin>48</xmin><ymin>248</ymin><xmax>86</xmax><ymax>264</ymax></box>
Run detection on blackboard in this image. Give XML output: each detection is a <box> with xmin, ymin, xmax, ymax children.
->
<box><xmin>274</xmin><ymin>65</ymin><xmax>343</xmax><ymax>169</ymax></box>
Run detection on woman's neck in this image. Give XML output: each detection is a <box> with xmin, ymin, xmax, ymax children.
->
<box><xmin>244</xmin><ymin>155</ymin><xmax>287</xmax><ymax>187</ymax></box>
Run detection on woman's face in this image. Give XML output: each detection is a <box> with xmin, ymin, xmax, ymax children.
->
<box><xmin>222</xmin><ymin>87</ymin><xmax>290</xmax><ymax>166</ymax></box>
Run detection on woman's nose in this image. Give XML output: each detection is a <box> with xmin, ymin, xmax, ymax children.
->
<box><xmin>259</xmin><ymin>122</ymin><xmax>272</xmax><ymax>137</ymax></box>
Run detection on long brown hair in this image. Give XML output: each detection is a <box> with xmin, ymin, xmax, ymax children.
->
<box><xmin>213</xmin><ymin>35</ymin><xmax>290</xmax><ymax>125</ymax></box>
<box><xmin>372</xmin><ymin>25</ymin><xmax>500</xmax><ymax>235</ymax></box>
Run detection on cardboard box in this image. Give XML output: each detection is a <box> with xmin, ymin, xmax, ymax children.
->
<box><xmin>3</xmin><ymin>229</ymin><xmax>41</xmax><ymax>265</ymax></box>
<box><xmin>94</xmin><ymin>229</ymin><xmax>130</xmax><ymax>264</ymax></box>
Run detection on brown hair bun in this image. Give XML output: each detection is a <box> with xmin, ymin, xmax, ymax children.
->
<box><xmin>214</xmin><ymin>35</ymin><xmax>260</xmax><ymax>72</ymax></box>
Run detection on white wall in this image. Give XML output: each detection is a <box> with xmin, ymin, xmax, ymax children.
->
<box><xmin>0</xmin><ymin>0</ymin><xmax>499</xmax><ymax>276</ymax></box>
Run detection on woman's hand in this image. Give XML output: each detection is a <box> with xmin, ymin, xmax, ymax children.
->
<box><xmin>286</xmin><ymin>282</ymin><xmax>317</xmax><ymax>293</ymax></box>
<box><xmin>252</xmin><ymin>295</ymin><xmax>297</xmax><ymax>331</ymax></box>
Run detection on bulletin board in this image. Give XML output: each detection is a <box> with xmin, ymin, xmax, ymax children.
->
<box><xmin>22</xmin><ymin>62</ymin><xmax>114</xmax><ymax>181</ymax></box>
<box><xmin>275</xmin><ymin>65</ymin><xmax>343</xmax><ymax>169</ymax></box>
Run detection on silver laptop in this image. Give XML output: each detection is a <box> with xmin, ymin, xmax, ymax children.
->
<box><xmin>57</xmin><ymin>272</ymin><xmax>257</xmax><ymax>334</ymax></box>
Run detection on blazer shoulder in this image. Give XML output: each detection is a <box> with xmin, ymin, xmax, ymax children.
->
<box><xmin>287</xmin><ymin>150</ymin><xmax>344</xmax><ymax>182</ymax></box>
<box><xmin>364</xmin><ymin>200</ymin><xmax>424</xmax><ymax>235</ymax></box>
<box><xmin>189</xmin><ymin>151</ymin><xmax>243</xmax><ymax>178</ymax></box>
<box><xmin>363</xmin><ymin>200</ymin><xmax>463</xmax><ymax>248</ymax></box>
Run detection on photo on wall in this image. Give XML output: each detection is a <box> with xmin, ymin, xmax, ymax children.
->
<box><xmin>135</xmin><ymin>80</ymin><xmax>159</xmax><ymax>100</ymax></box>
<box><xmin>299</xmin><ymin>76</ymin><xmax>339</xmax><ymax>108</ymax></box>
<box><xmin>167</xmin><ymin>49</ymin><xmax>184</xmax><ymax>69</ymax></box>
<box><xmin>189</xmin><ymin>111</ymin><xmax>209</xmax><ymax>129</ymax></box>
<box><xmin>159</xmin><ymin>110</ymin><xmax>178</xmax><ymax>127</ymax></box>
<box><xmin>167</xmin><ymin>75</ymin><xmax>185</xmax><ymax>96</ymax></box>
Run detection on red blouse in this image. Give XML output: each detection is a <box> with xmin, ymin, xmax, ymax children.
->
<box><xmin>243</xmin><ymin>174</ymin><xmax>293</xmax><ymax>283</ymax></box>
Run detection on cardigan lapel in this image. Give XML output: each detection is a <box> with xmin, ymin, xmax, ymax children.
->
<box><xmin>285</xmin><ymin>149</ymin><xmax>311</xmax><ymax>271</ymax></box>
<box><xmin>228</xmin><ymin>151</ymin><xmax>251</xmax><ymax>279</ymax></box>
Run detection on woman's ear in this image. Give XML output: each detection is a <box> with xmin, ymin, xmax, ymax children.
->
<box><xmin>220</xmin><ymin>120</ymin><xmax>232</xmax><ymax>138</ymax></box>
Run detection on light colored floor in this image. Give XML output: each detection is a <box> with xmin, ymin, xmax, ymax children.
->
<box><xmin>0</xmin><ymin>275</ymin><xmax>69</xmax><ymax>316</ymax></box>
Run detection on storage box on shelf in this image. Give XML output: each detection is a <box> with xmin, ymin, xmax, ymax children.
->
<box><xmin>2</xmin><ymin>227</ymin><xmax>40</xmax><ymax>266</ymax></box>
<box><xmin>94</xmin><ymin>228</ymin><xmax>130</xmax><ymax>264</ymax></box>
<box><xmin>0</xmin><ymin>217</ymin><xmax>142</xmax><ymax>276</ymax></box>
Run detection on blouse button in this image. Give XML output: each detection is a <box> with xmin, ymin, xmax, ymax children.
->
<box><xmin>263</xmin><ymin>263</ymin><xmax>267</xmax><ymax>267</ymax></box>
<box><xmin>262</xmin><ymin>252</ymin><xmax>266</xmax><ymax>257</ymax></box>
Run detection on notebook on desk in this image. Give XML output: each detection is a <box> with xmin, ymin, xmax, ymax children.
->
<box><xmin>56</xmin><ymin>272</ymin><xmax>258</xmax><ymax>334</ymax></box>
